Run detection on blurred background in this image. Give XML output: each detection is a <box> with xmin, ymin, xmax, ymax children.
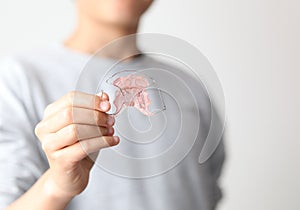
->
<box><xmin>0</xmin><ymin>0</ymin><xmax>299</xmax><ymax>209</ymax></box>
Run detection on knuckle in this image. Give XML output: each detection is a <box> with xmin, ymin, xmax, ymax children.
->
<box><xmin>50</xmin><ymin>151</ymin><xmax>63</xmax><ymax>161</ymax></box>
<box><xmin>41</xmin><ymin>138</ymin><xmax>54</xmax><ymax>153</ymax></box>
<box><xmin>41</xmin><ymin>142</ymin><xmax>49</xmax><ymax>153</ymax></box>
<box><xmin>68</xmin><ymin>91</ymin><xmax>76</xmax><ymax>99</ymax></box>
<box><xmin>66</xmin><ymin>91</ymin><xmax>76</xmax><ymax>105</ymax></box>
<box><xmin>63</xmin><ymin>107</ymin><xmax>74</xmax><ymax>122</ymax></box>
<box><xmin>43</xmin><ymin>104</ymin><xmax>53</xmax><ymax>117</ymax></box>
<box><xmin>34</xmin><ymin>123</ymin><xmax>41</xmax><ymax>137</ymax></box>
<box><xmin>68</xmin><ymin>124</ymin><xmax>78</xmax><ymax>140</ymax></box>
<box><xmin>35</xmin><ymin>122</ymin><xmax>45</xmax><ymax>139</ymax></box>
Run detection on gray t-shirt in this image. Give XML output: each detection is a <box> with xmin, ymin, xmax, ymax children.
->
<box><xmin>0</xmin><ymin>44</ymin><xmax>225</xmax><ymax>210</ymax></box>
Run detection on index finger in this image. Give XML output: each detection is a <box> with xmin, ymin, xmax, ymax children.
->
<box><xmin>43</xmin><ymin>91</ymin><xmax>110</xmax><ymax>120</ymax></box>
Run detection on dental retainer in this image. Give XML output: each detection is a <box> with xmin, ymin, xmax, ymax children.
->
<box><xmin>99</xmin><ymin>70</ymin><xmax>166</xmax><ymax>116</ymax></box>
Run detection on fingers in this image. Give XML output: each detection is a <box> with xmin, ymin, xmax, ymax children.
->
<box><xmin>36</xmin><ymin>107</ymin><xmax>115</xmax><ymax>135</ymax></box>
<box><xmin>43</xmin><ymin>91</ymin><xmax>110</xmax><ymax>120</ymax></box>
<box><xmin>35</xmin><ymin>91</ymin><xmax>120</xmax><ymax>167</ymax></box>
<box><xmin>97</xmin><ymin>90</ymin><xmax>109</xmax><ymax>101</ymax></box>
<box><xmin>49</xmin><ymin>136</ymin><xmax>120</xmax><ymax>163</ymax></box>
<box><xmin>41</xmin><ymin>124</ymin><xmax>114</xmax><ymax>152</ymax></box>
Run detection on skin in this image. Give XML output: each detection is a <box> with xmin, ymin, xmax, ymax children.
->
<box><xmin>65</xmin><ymin>0</ymin><xmax>153</xmax><ymax>55</ymax></box>
<box><xmin>5</xmin><ymin>0</ymin><xmax>153</xmax><ymax>209</ymax></box>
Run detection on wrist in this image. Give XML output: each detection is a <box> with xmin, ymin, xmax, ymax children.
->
<box><xmin>42</xmin><ymin>171</ymin><xmax>75</xmax><ymax>206</ymax></box>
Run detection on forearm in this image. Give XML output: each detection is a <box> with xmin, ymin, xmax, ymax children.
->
<box><xmin>5</xmin><ymin>170</ymin><xmax>74</xmax><ymax>210</ymax></box>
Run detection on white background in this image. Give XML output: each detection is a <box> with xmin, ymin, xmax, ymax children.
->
<box><xmin>0</xmin><ymin>0</ymin><xmax>299</xmax><ymax>210</ymax></box>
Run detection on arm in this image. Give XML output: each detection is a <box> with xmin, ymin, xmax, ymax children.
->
<box><xmin>5</xmin><ymin>169</ymin><xmax>73</xmax><ymax>210</ymax></box>
<box><xmin>4</xmin><ymin>91</ymin><xmax>118</xmax><ymax>210</ymax></box>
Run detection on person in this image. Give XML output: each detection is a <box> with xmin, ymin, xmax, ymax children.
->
<box><xmin>0</xmin><ymin>0</ymin><xmax>225</xmax><ymax>210</ymax></box>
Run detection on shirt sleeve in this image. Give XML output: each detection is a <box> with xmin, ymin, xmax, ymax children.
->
<box><xmin>0</xmin><ymin>58</ymin><xmax>48</xmax><ymax>209</ymax></box>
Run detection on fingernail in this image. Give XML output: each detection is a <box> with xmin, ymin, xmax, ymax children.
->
<box><xmin>97</xmin><ymin>91</ymin><xmax>104</xmax><ymax>98</ymax></box>
<box><xmin>100</xmin><ymin>101</ymin><xmax>109</xmax><ymax>111</ymax></box>
<box><xmin>107</xmin><ymin>116</ymin><xmax>115</xmax><ymax>125</ymax></box>
<box><xmin>113</xmin><ymin>136</ymin><xmax>120</xmax><ymax>144</ymax></box>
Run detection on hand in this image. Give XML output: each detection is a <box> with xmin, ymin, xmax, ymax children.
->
<box><xmin>35</xmin><ymin>91</ymin><xmax>119</xmax><ymax>199</ymax></box>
